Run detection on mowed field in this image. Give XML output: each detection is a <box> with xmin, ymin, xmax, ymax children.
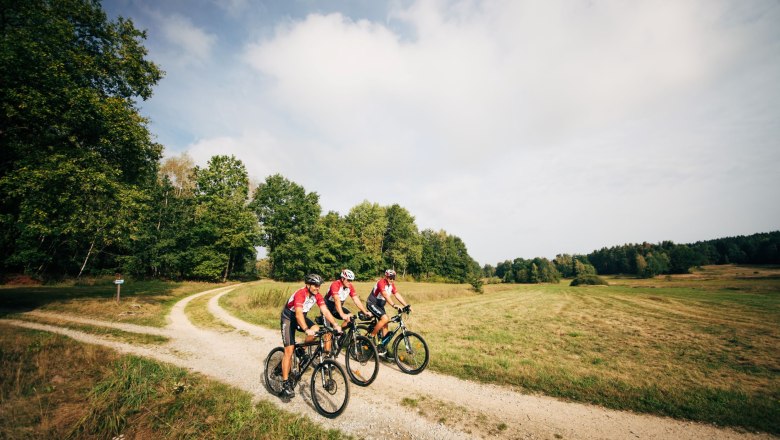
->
<box><xmin>222</xmin><ymin>265</ymin><xmax>780</xmax><ymax>434</ymax></box>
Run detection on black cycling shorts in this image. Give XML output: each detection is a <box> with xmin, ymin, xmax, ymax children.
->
<box><xmin>366</xmin><ymin>297</ymin><xmax>386</xmax><ymax>320</ymax></box>
<box><xmin>280</xmin><ymin>313</ymin><xmax>314</xmax><ymax>347</ymax></box>
<box><xmin>326</xmin><ymin>301</ymin><xmax>351</xmax><ymax>320</ymax></box>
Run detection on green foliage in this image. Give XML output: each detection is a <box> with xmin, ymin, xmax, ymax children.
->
<box><xmin>250</xmin><ymin>174</ymin><xmax>320</xmax><ymax>280</ymax></box>
<box><xmin>495</xmin><ymin>257</ymin><xmax>561</xmax><ymax>284</ymax></box>
<box><xmin>345</xmin><ymin>201</ymin><xmax>387</xmax><ymax>276</ymax></box>
<box><xmin>587</xmin><ymin>232</ymin><xmax>780</xmax><ymax>276</ymax></box>
<box><xmin>468</xmin><ymin>275</ymin><xmax>484</xmax><ymax>293</ymax></box>
<box><xmin>383</xmin><ymin>204</ymin><xmax>422</xmax><ymax>275</ymax></box>
<box><xmin>570</xmin><ymin>275</ymin><xmax>609</xmax><ymax>286</ymax></box>
<box><xmin>190</xmin><ymin>156</ymin><xmax>260</xmax><ymax>282</ymax></box>
<box><xmin>0</xmin><ymin>0</ymin><xmax>162</xmax><ymax>279</ymax></box>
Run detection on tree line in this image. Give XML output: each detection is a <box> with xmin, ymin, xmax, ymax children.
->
<box><xmin>484</xmin><ymin>231</ymin><xmax>780</xmax><ymax>283</ymax></box>
<box><xmin>0</xmin><ymin>0</ymin><xmax>479</xmax><ymax>283</ymax></box>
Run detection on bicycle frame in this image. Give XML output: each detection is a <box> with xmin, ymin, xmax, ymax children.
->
<box><xmin>291</xmin><ymin>329</ymin><xmax>335</xmax><ymax>381</ymax></box>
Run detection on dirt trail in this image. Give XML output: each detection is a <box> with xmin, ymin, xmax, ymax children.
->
<box><xmin>2</xmin><ymin>285</ymin><xmax>774</xmax><ymax>440</ymax></box>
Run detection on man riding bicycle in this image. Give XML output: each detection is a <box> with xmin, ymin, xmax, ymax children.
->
<box><xmin>324</xmin><ymin>269</ymin><xmax>370</xmax><ymax>330</ymax></box>
<box><xmin>366</xmin><ymin>269</ymin><xmax>412</xmax><ymax>357</ymax></box>
<box><xmin>279</xmin><ymin>273</ymin><xmax>342</xmax><ymax>398</ymax></box>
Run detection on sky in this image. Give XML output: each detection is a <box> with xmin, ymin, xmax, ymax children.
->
<box><xmin>102</xmin><ymin>0</ymin><xmax>780</xmax><ymax>265</ymax></box>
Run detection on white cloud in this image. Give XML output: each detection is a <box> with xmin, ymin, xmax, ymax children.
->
<box><xmin>157</xmin><ymin>14</ymin><xmax>217</xmax><ymax>66</ymax></box>
<box><xmin>158</xmin><ymin>0</ymin><xmax>780</xmax><ymax>263</ymax></box>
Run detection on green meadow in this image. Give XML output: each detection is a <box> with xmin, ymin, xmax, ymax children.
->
<box><xmin>223</xmin><ymin>266</ymin><xmax>780</xmax><ymax>434</ymax></box>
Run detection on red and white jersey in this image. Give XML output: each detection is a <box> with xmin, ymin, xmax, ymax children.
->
<box><xmin>371</xmin><ymin>278</ymin><xmax>397</xmax><ymax>299</ymax></box>
<box><xmin>325</xmin><ymin>280</ymin><xmax>356</xmax><ymax>303</ymax></box>
<box><xmin>284</xmin><ymin>287</ymin><xmax>325</xmax><ymax>314</ymax></box>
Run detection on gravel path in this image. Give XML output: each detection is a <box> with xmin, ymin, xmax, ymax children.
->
<box><xmin>2</xmin><ymin>285</ymin><xmax>774</xmax><ymax>440</ymax></box>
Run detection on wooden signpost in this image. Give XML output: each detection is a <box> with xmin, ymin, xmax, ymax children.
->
<box><xmin>114</xmin><ymin>273</ymin><xmax>124</xmax><ymax>303</ymax></box>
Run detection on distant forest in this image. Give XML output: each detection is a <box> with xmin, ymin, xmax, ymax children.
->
<box><xmin>485</xmin><ymin>231</ymin><xmax>780</xmax><ymax>283</ymax></box>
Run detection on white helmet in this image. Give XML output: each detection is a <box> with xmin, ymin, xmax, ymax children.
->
<box><xmin>341</xmin><ymin>269</ymin><xmax>355</xmax><ymax>281</ymax></box>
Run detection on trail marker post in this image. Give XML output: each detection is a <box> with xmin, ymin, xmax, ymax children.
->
<box><xmin>114</xmin><ymin>273</ymin><xmax>124</xmax><ymax>303</ymax></box>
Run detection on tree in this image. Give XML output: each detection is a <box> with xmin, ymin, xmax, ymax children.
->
<box><xmin>382</xmin><ymin>204</ymin><xmax>422</xmax><ymax>276</ymax></box>
<box><xmin>1</xmin><ymin>0</ymin><xmax>163</xmax><ymax>278</ymax></box>
<box><xmin>345</xmin><ymin>201</ymin><xmax>387</xmax><ymax>277</ymax></box>
<box><xmin>250</xmin><ymin>174</ymin><xmax>320</xmax><ymax>279</ymax></box>
<box><xmin>192</xmin><ymin>156</ymin><xmax>260</xmax><ymax>281</ymax></box>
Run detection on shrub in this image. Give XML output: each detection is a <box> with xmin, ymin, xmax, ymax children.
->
<box><xmin>570</xmin><ymin>275</ymin><xmax>609</xmax><ymax>286</ymax></box>
<box><xmin>468</xmin><ymin>275</ymin><xmax>484</xmax><ymax>294</ymax></box>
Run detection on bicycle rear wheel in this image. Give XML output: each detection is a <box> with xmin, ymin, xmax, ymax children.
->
<box><xmin>310</xmin><ymin>360</ymin><xmax>350</xmax><ymax>418</ymax></box>
<box><xmin>345</xmin><ymin>335</ymin><xmax>379</xmax><ymax>386</ymax></box>
<box><xmin>263</xmin><ymin>347</ymin><xmax>285</xmax><ymax>395</ymax></box>
<box><xmin>393</xmin><ymin>331</ymin><xmax>429</xmax><ymax>375</ymax></box>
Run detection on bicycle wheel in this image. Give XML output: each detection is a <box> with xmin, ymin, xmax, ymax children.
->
<box><xmin>310</xmin><ymin>359</ymin><xmax>350</xmax><ymax>418</ymax></box>
<box><xmin>264</xmin><ymin>347</ymin><xmax>285</xmax><ymax>395</ymax></box>
<box><xmin>392</xmin><ymin>331</ymin><xmax>429</xmax><ymax>375</ymax></box>
<box><xmin>355</xmin><ymin>324</ymin><xmax>372</xmax><ymax>338</ymax></box>
<box><xmin>344</xmin><ymin>335</ymin><xmax>379</xmax><ymax>386</ymax></box>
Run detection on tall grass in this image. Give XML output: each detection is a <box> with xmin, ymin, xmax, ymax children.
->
<box><xmin>0</xmin><ymin>326</ymin><xmax>348</xmax><ymax>439</ymax></box>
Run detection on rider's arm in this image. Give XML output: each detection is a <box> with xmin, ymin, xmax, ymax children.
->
<box><xmin>351</xmin><ymin>294</ymin><xmax>369</xmax><ymax>315</ymax></box>
<box><xmin>380</xmin><ymin>288</ymin><xmax>399</xmax><ymax>308</ymax></box>
<box><xmin>319</xmin><ymin>304</ymin><xmax>342</xmax><ymax>331</ymax></box>
<box><xmin>334</xmin><ymin>296</ymin><xmax>351</xmax><ymax>321</ymax></box>
<box><xmin>394</xmin><ymin>292</ymin><xmax>410</xmax><ymax>309</ymax></box>
<box><xmin>296</xmin><ymin>307</ymin><xmax>314</xmax><ymax>336</ymax></box>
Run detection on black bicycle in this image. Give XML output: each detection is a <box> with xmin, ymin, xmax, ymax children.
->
<box><xmin>264</xmin><ymin>328</ymin><xmax>350</xmax><ymax>418</ymax></box>
<box><xmin>357</xmin><ymin>305</ymin><xmax>429</xmax><ymax>375</ymax></box>
<box><xmin>327</xmin><ymin>314</ymin><xmax>379</xmax><ymax>386</ymax></box>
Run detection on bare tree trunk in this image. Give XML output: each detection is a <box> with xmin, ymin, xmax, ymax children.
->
<box><xmin>222</xmin><ymin>251</ymin><xmax>231</xmax><ymax>283</ymax></box>
<box><xmin>77</xmin><ymin>237</ymin><xmax>96</xmax><ymax>279</ymax></box>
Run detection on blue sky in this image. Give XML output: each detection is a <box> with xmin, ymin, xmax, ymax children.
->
<box><xmin>103</xmin><ymin>0</ymin><xmax>780</xmax><ymax>265</ymax></box>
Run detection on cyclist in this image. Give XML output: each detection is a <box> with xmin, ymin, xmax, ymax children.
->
<box><xmin>366</xmin><ymin>269</ymin><xmax>411</xmax><ymax>357</ymax></box>
<box><xmin>324</xmin><ymin>269</ymin><xmax>370</xmax><ymax>329</ymax></box>
<box><xmin>279</xmin><ymin>273</ymin><xmax>342</xmax><ymax>398</ymax></box>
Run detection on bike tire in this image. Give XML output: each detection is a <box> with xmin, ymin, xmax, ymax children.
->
<box><xmin>310</xmin><ymin>359</ymin><xmax>350</xmax><ymax>418</ymax></box>
<box><xmin>344</xmin><ymin>335</ymin><xmax>379</xmax><ymax>386</ymax></box>
<box><xmin>263</xmin><ymin>347</ymin><xmax>286</xmax><ymax>395</ymax></box>
<box><xmin>355</xmin><ymin>324</ymin><xmax>372</xmax><ymax>338</ymax></box>
<box><xmin>392</xmin><ymin>331</ymin><xmax>429</xmax><ymax>375</ymax></box>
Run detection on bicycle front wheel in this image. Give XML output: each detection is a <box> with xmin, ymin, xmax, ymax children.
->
<box><xmin>264</xmin><ymin>347</ymin><xmax>285</xmax><ymax>395</ymax></box>
<box><xmin>393</xmin><ymin>331</ymin><xmax>429</xmax><ymax>375</ymax></box>
<box><xmin>345</xmin><ymin>335</ymin><xmax>379</xmax><ymax>386</ymax></box>
<box><xmin>310</xmin><ymin>359</ymin><xmax>350</xmax><ymax>418</ymax></box>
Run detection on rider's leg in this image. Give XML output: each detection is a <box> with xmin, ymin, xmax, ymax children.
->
<box><xmin>370</xmin><ymin>314</ymin><xmax>389</xmax><ymax>338</ymax></box>
<box><xmin>282</xmin><ymin>345</ymin><xmax>294</xmax><ymax>381</ymax></box>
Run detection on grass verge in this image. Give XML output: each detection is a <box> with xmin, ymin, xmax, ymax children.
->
<box><xmin>184</xmin><ymin>291</ymin><xmax>234</xmax><ymax>331</ymax></box>
<box><xmin>8</xmin><ymin>314</ymin><xmax>169</xmax><ymax>345</ymax></box>
<box><xmin>0</xmin><ymin>280</ymin><xmax>222</xmax><ymax>327</ymax></box>
<box><xmin>0</xmin><ymin>325</ymin><xmax>348</xmax><ymax>439</ymax></box>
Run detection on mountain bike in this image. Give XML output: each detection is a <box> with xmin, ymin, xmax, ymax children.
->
<box><xmin>326</xmin><ymin>314</ymin><xmax>379</xmax><ymax>386</ymax></box>
<box><xmin>357</xmin><ymin>305</ymin><xmax>429</xmax><ymax>375</ymax></box>
<box><xmin>263</xmin><ymin>328</ymin><xmax>350</xmax><ymax>418</ymax></box>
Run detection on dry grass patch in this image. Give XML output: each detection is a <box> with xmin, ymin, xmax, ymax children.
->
<box><xmin>185</xmin><ymin>292</ymin><xmax>234</xmax><ymax>331</ymax></box>
<box><xmin>0</xmin><ymin>280</ymin><xmax>221</xmax><ymax>327</ymax></box>
<box><xmin>8</xmin><ymin>314</ymin><xmax>169</xmax><ymax>345</ymax></box>
<box><xmin>399</xmin><ymin>393</ymin><xmax>527</xmax><ymax>439</ymax></box>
